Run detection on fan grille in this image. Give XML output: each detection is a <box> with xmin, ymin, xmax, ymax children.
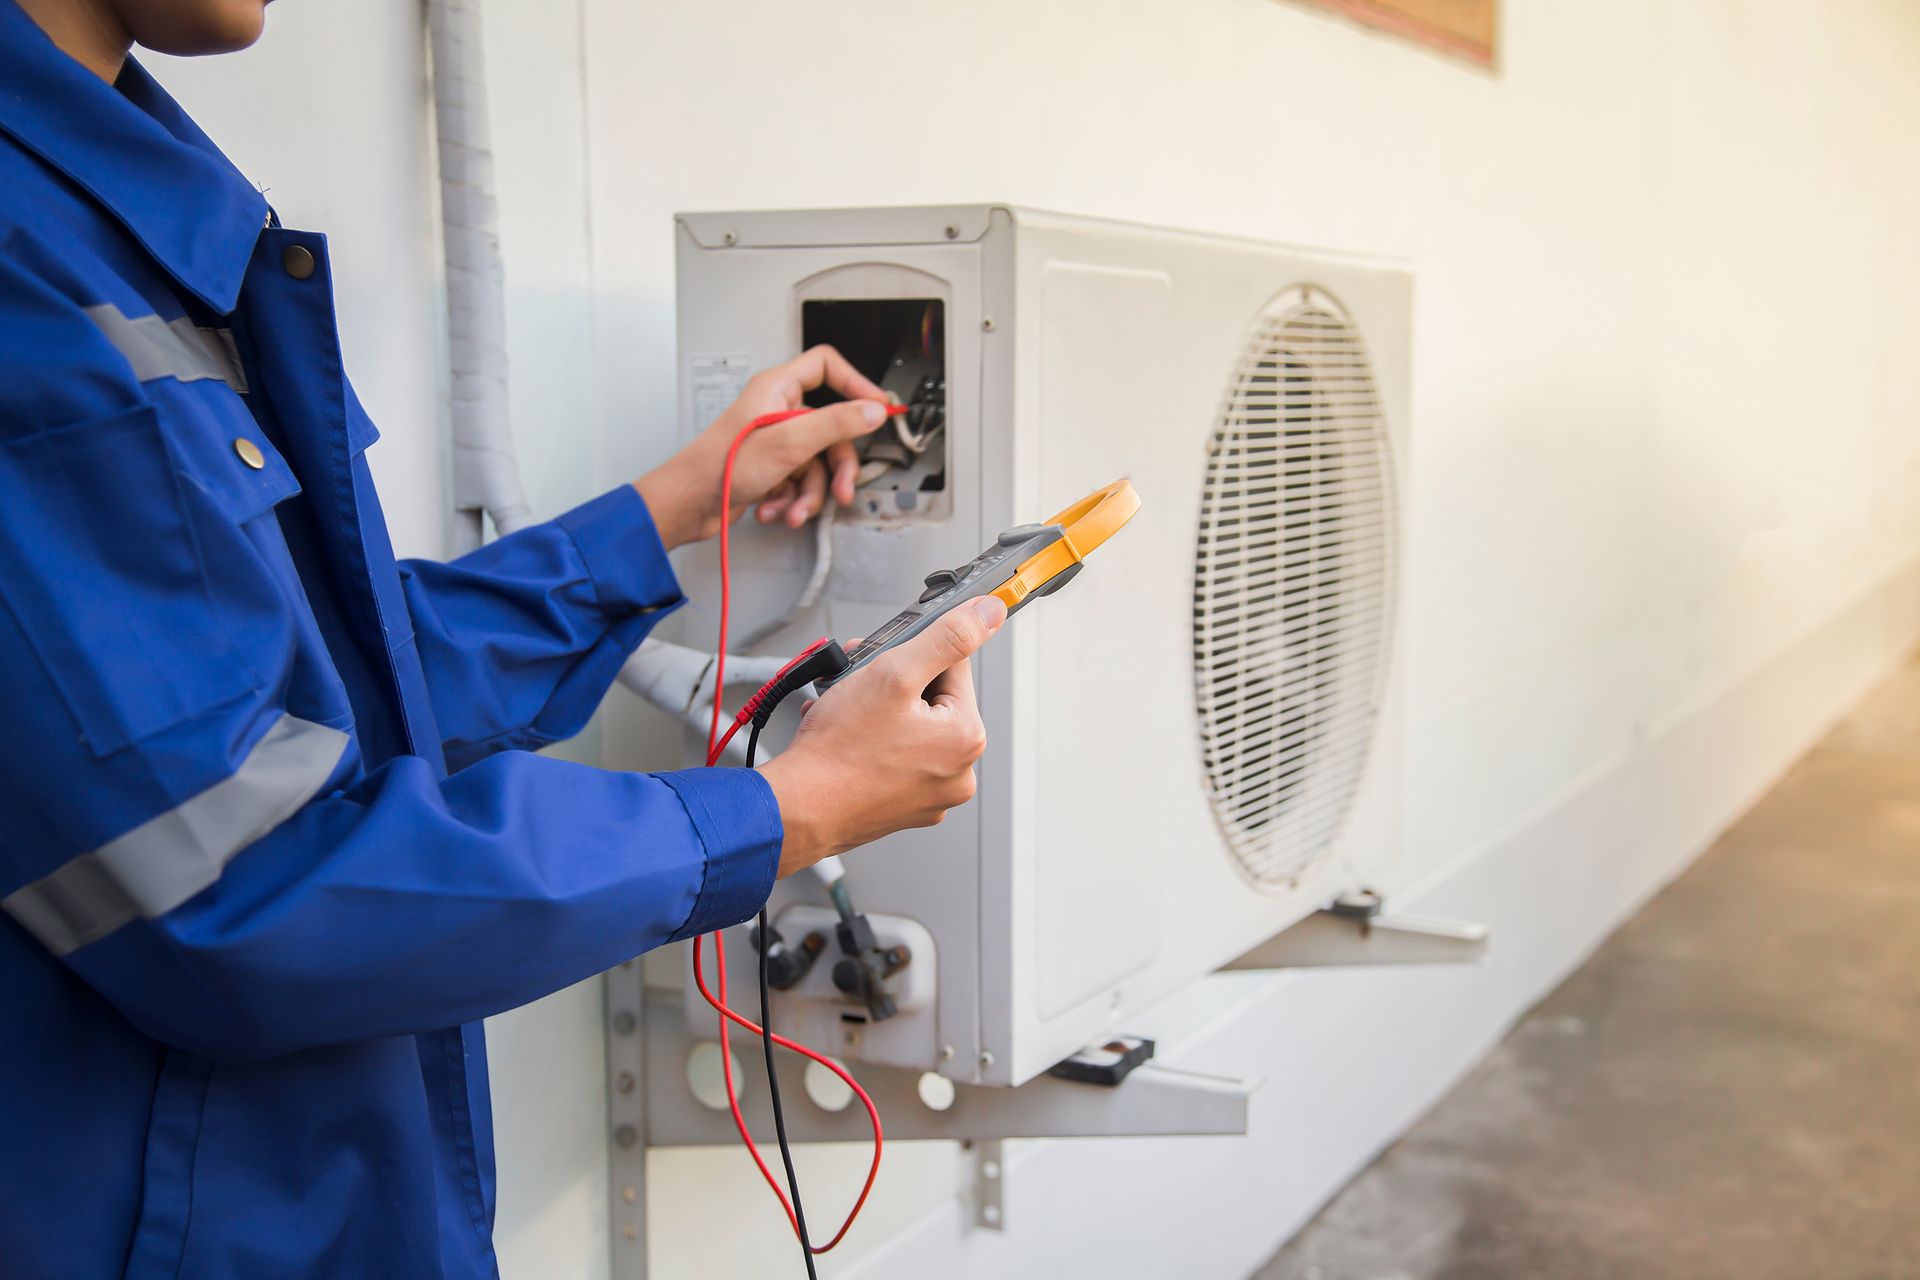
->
<box><xmin>1192</xmin><ymin>289</ymin><xmax>1396</xmax><ymax>887</ymax></box>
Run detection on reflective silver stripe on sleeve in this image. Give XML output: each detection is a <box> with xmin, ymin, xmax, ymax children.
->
<box><xmin>83</xmin><ymin>303</ymin><xmax>249</xmax><ymax>393</ymax></box>
<box><xmin>3</xmin><ymin>715</ymin><xmax>349</xmax><ymax>957</ymax></box>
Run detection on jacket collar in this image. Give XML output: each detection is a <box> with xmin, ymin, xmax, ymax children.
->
<box><xmin>0</xmin><ymin>0</ymin><xmax>268</xmax><ymax>313</ymax></box>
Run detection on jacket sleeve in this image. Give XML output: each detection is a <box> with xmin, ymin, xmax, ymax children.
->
<box><xmin>397</xmin><ymin>484</ymin><xmax>684</xmax><ymax>771</ymax></box>
<box><xmin>13</xmin><ymin>733</ymin><xmax>781</xmax><ymax>1064</ymax></box>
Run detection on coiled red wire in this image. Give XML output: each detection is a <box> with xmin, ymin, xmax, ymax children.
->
<box><xmin>694</xmin><ymin>406</ymin><xmax>902</xmax><ymax>1252</ymax></box>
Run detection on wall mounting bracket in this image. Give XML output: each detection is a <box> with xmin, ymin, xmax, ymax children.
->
<box><xmin>639</xmin><ymin>992</ymin><xmax>1253</xmax><ymax>1146</ymax></box>
<box><xmin>607</xmin><ymin>896</ymin><xmax>1483</xmax><ymax>1275</ymax></box>
<box><xmin>968</xmin><ymin>1137</ymin><xmax>1006</xmax><ymax>1231</ymax></box>
<box><xmin>605</xmin><ymin>963</ymin><xmax>1253</xmax><ymax>1277</ymax></box>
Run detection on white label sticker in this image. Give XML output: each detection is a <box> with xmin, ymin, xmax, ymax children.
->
<box><xmin>689</xmin><ymin>352</ymin><xmax>753</xmax><ymax>433</ymax></box>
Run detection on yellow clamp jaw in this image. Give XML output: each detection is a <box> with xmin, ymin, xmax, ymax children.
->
<box><xmin>991</xmin><ymin>479</ymin><xmax>1141</xmax><ymax>612</ymax></box>
<box><xmin>816</xmin><ymin>478</ymin><xmax>1140</xmax><ymax>691</ymax></box>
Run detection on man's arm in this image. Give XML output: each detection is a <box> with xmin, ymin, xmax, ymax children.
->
<box><xmin>26</xmin><ymin>723</ymin><xmax>783</xmax><ymax>1063</ymax></box>
<box><xmin>397</xmin><ymin>484</ymin><xmax>686</xmax><ymax>771</ymax></box>
<box><xmin>0</xmin><ymin>403</ymin><xmax>993</xmax><ymax>1063</ymax></box>
<box><xmin>399</xmin><ymin>346</ymin><xmax>892</xmax><ymax>771</ymax></box>
<box><xmin>0</xmin><ymin>412</ymin><xmax>780</xmax><ymax>1061</ymax></box>
<box><xmin>0</xmin><ymin>264</ymin><xmax>991</xmax><ymax>1062</ymax></box>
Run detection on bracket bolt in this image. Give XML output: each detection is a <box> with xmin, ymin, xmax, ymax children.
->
<box><xmin>940</xmin><ymin>1044</ymin><xmax>956</xmax><ymax>1061</ymax></box>
<box><xmin>945</xmin><ymin>224</ymin><xmax>960</xmax><ymax>239</ymax></box>
<box><xmin>981</xmin><ymin>316</ymin><xmax>996</xmax><ymax>332</ymax></box>
<box><xmin>612</xmin><ymin>1011</ymin><xmax>636</xmax><ymax>1035</ymax></box>
<box><xmin>616</xmin><ymin>1071</ymin><xmax>635</xmax><ymax>1095</ymax></box>
<box><xmin>977</xmin><ymin>1050</ymin><xmax>995</xmax><ymax>1070</ymax></box>
<box><xmin>613</xmin><ymin>1124</ymin><xmax>638</xmax><ymax>1149</ymax></box>
<box><xmin>722</xmin><ymin>230</ymin><xmax>738</xmax><ymax>246</ymax></box>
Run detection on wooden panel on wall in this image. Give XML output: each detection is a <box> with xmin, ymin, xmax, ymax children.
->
<box><xmin>1299</xmin><ymin>0</ymin><xmax>1497</xmax><ymax>67</ymax></box>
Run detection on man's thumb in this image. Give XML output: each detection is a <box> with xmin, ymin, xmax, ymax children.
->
<box><xmin>887</xmin><ymin>596</ymin><xmax>1006</xmax><ymax>685</ymax></box>
<box><xmin>788</xmin><ymin>398</ymin><xmax>890</xmax><ymax>455</ymax></box>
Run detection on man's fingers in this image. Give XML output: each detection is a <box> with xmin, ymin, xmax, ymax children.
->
<box><xmin>827</xmin><ymin>439</ymin><xmax>860</xmax><ymax>506</ymax></box>
<box><xmin>781</xmin><ymin>399</ymin><xmax>889</xmax><ymax>462</ymax></box>
<box><xmin>925</xmin><ymin>635</ymin><xmax>977</xmax><ymax>709</ymax></box>
<box><xmin>926</xmin><ymin>656</ymin><xmax>987</xmax><ymax>771</ymax></box>
<box><xmin>788</xmin><ymin>459</ymin><xmax>828</xmax><ymax>527</ymax></box>
<box><xmin>778</xmin><ymin>344</ymin><xmax>887</xmax><ymax>403</ymax></box>
<box><xmin>881</xmin><ymin>595</ymin><xmax>1007</xmax><ymax>689</ymax></box>
<box><xmin>758</xmin><ymin>478</ymin><xmax>796</xmax><ymax>522</ymax></box>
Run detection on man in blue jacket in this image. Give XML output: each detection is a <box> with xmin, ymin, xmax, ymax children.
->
<box><xmin>0</xmin><ymin>0</ymin><xmax>1003</xmax><ymax>1275</ymax></box>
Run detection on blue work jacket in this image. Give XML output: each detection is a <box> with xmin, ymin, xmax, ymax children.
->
<box><xmin>0</xmin><ymin>8</ymin><xmax>781</xmax><ymax>1277</ymax></box>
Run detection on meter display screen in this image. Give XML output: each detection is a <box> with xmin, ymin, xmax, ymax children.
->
<box><xmin>843</xmin><ymin>609</ymin><xmax>921</xmax><ymax>663</ymax></box>
<box><xmin>816</xmin><ymin>523</ymin><xmax>1067</xmax><ymax>690</ymax></box>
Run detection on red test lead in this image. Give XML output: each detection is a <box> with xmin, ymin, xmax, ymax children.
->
<box><xmin>696</xmin><ymin>407</ymin><xmax>901</xmax><ymax>1263</ymax></box>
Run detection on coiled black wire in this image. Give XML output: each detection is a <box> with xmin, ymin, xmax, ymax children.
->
<box><xmin>746</xmin><ymin>720</ymin><xmax>817</xmax><ymax>1279</ymax></box>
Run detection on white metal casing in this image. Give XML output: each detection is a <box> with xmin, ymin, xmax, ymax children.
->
<box><xmin>671</xmin><ymin>206</ymin><xmax>1409</xmax><ymax>1087</ymax></box>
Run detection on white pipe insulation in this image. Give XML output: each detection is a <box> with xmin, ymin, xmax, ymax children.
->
<box><xmin>423</xmin><ymin>0</ymin><xmax>796</xmax><ymax>754</ymax></box>
<box><xmin>426</xmin><ymin>0</ymin><xmax>531</xmax><ymax>549</ymax></box>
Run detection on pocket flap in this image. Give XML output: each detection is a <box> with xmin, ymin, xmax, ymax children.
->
<box><xmin>0</xmin><ymin>406</ymin><xmax>261</xmax><ymax>755</ymax></box>
<box><xmin>165</xmin><ymin>413</ymin><xmax>301</xmax><ymax>525</ymax></box>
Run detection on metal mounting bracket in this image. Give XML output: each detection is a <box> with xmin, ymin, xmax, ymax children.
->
<box><xmin>606</xmin><ymin>961</ymin><xmax>648</xmax><ymax>1280</ymax></box>
<box><xmin>969</xmin><ymin>1138</ymin><xmax>1006</xmax><ymax>1231</ymax></box>
<box><xmin>1220</xmin><ymin>900</ymin><xmax>1490</xmax><ymax>971</ymax></box>
<box><xmin>611</xmin><ymin>895</ymin><xmax>1476</xmax><ymax>1271</ymax></box>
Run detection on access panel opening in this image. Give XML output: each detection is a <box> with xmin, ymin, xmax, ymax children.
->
<box><xmin>802</xmin><ymin>298</ymin><xmax>947</xmax><ymax>518</ymax></box>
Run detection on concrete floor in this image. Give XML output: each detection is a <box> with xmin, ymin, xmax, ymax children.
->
<box><xmin>1257</xmin><ymin>659</ymin><xmax>1920</xmax><ymax>1280</ymax></box>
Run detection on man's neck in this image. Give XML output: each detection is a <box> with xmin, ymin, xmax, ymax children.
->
<box><xmin>16</xmin><ymin>0</ymin><xmax>131</xmax><ymax>83</ymax></box>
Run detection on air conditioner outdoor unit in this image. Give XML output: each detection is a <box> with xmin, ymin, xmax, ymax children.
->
<box><xmin>670</xmin><ymin>205</ymin><xmax>1409</xmax><ymax>1089</ymax></box>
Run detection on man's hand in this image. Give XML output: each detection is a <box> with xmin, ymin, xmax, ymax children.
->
<box><xmin>758</xmin><ymin>596</ymin><xmax>1006</xmax><ymax>878</ymax></box>
<box><xmin>634</xmin><ymin>345</ymin><xmax>890</xmax><ymax>550</ymax></box>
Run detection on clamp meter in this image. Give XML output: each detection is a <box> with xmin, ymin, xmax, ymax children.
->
<box><xmin>814</xmin><ymin>478</ymin><xmax>1140</xmax><ymax>691</ymax></box>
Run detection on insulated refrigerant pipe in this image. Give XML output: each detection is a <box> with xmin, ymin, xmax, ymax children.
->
<box><xmin>424</xmin><ymin>0</ymin><xmax>789</xmax><ymax>753</ymax></box>
<box><xmin>426</xmin><ymin>0</ymin><xmax>531</xmax><ymax>549</ymax></box>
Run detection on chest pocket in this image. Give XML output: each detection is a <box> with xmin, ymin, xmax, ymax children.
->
<box><xmin>0</xmin><ymin>401</ymin><xmax>301</xmax><ymax>758</ymax></box>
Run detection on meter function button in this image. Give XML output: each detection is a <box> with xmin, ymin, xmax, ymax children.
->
<box><xmin>996</xmin><ymin>523</ymin><xmax>1050</xmax><ymax>547</ymax></box>
<box><xmin>918</xmin><ymin>568</ymin><xmax>960</xmax><ymax>603</ymax></box>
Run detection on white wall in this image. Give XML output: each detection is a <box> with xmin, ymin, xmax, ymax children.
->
<box><xmin>149</xmin><ymin>0</ymin><xmax>1920</xmax><ymax>1277</ymax></box>
<box><xmin>570</xmin><ymin>0</ymin><xmax>1920</xmax><ymax>1275</ymax></box>
<box><xmin>148</xmin><ymin>0</ymin><xmax>448</xmax><ymax>562</ymax></box>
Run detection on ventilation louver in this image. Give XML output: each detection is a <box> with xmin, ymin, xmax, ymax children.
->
<box><xmin>1192</xmin><ymin>287</ymin><xmax>1397</xmax><ymax>888</ymax></box>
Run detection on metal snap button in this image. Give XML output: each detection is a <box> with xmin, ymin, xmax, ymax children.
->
<box><xmin>234</xmin><ymin>438</ymin><xmax>266</xmax><ymax>469</ymax></box>
<box><xmin>282</xmin><ymin>244</ymin><xmax>316</xmax><ymax>280</ymax></box>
